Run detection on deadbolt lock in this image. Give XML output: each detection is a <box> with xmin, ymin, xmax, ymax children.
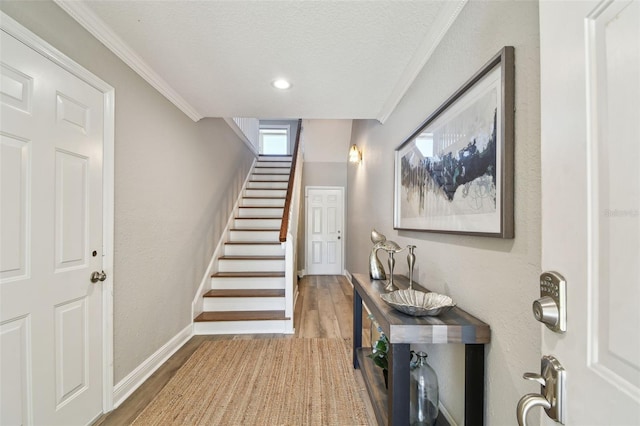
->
<box><xmin>533</xmin><ymin>271</ymin><xmax>566</xmax><ymax>333</ymax></box>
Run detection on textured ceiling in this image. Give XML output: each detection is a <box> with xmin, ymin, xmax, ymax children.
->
<box><xmin>58</xmin><ymin>1</ymin><xmax>466</xmax><ymax>121</ymax></box>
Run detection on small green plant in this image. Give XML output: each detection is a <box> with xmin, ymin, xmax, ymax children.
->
<box><xmin>367</xmin><ymin>315</ymin><xmax>388</xmax><ymax>371</ymax></box>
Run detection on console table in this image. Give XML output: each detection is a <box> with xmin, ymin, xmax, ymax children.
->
<box><xmin>352</xmin><ymin>273</ymin><xmax>490</xmax><ymax>426</ymax></box>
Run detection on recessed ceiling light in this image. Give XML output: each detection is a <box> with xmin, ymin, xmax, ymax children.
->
<box><xmin>272</xmin><ymin>79</ymin><xmax>291</xmax><ymax>90</ymax></box>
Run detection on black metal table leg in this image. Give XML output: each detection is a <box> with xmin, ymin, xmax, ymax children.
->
<box><xmin>465</xmin><ymin>344</ymin><xmax>485</xmax><ymax>426</ymax></box>
<box><xmin>353</xmin><ymin>287</ymin><xmax>362</xmax><ymax>369</ymax></box>
<box><xmin>388</xmin><ymin>343</ymin><xmax>411</xmax><ymax>425</ymax></box>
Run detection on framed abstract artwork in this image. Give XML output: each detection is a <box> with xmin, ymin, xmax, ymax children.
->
<box><xmin>394</xmin><ymin>47</ymin><xmax>515</xmax><ymax>238</ymax></box>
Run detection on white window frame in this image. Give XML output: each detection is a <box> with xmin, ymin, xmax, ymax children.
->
<box><xmin>259</xmin><ymin>124</ymin><xmax>291</xmax><ymax>155</ymax></box>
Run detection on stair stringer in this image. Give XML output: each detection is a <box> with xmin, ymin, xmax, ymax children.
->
<box><xmin>191</xmin><ymin>157</ymin><xmax>257</xmax><ymax>321</ymax></box>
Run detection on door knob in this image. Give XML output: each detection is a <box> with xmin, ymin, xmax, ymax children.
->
<box><xmin>516</xmin><ymin>355</ymin><xmax>566</xmax><ymax>425</ymax></box>
<box><xmin>90</xmin><ymin>270</ymin><xmax>107</xmax><ymax>283</ymax></box>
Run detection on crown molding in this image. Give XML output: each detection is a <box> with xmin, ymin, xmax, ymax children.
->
<box><xmin>54</xmin><ymin>0</ymin><xmax>204</xmax><ymax>122</ymax></box>
<box><xmin>376</xmin><ymin>0</ymin><xmax>468</xmax><ymax>124</ymax></box>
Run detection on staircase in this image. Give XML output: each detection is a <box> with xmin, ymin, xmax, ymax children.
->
<box><xmin>194</xmin><ymin>155</ymin><xmax>293</xmax><ymax>334</ymax></box>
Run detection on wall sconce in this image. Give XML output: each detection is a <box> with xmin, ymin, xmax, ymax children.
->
<box><xmin>349</xmin><ymin>144</ymin><xmax>362</xmax><ymax>163</ymax></box>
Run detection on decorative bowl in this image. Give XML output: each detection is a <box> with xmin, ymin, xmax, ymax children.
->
<box><xmin>380</xmin><ymin>289</ymin><xmax>456</xmax><ymax>316</ymax></box>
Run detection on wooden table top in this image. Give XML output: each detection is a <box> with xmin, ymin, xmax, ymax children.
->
<box><xmin>352</xmin><ymin>273</ymin><xmax>491</xmax><ymax>345</ymax></box>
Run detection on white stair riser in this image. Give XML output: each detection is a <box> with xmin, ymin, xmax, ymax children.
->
<box><xmin>234</xmin><ymin>218</ymin><xmax>282</xmax><ymax>229</ymax></box>
<box><xmin>253</xmin><ymin>167</ymin><xmax>290</xmax><ymax>174</ymax></box>
<box><xmin>218</xmin><ymin>258</ymin><xmax>285</xmax><ymax>272</ymax></box>
<box><xmin>251</xmin><ymin>174</ymin><xmax>289</xmax><ymax>181</ymax></box>
<box><xmin>224</xmin><ymin>244</ymin><xmax>284</xmax><ymax>256</ymax></box>
<box><xmin>237</xmin><ymin>207</ymin><xmax>283</xmax><ymax>217</ymax></box>
<box><xmin>210</xmin><ymin>276</ymin><xmax>285</xmax><ymax>289</ymax></box>
<box><xmin>229</xmin><ymin>230</ymin><xmax>279</xmax><ymax>241</ymax></box>
<box><xmin>194</xmin><ymin>320</ymin><xmax>287</xmax><ymax>335</ymax></box>
<box><xmin>203</xmin><ymin>297</ymin><xmax>285</xmax><ymax>311</ymax></box>
<box><xmin>241</xmin><ymin>198</ymin><xmax>285</xmax><ymax>207</ymax></box>
<box><xmin>256</xmin><ymin>161</ymin><xmax>291</xmax><ymax>168</ymax></box>
<box><xmin>245</xmin><ymin>189</ymin><xmax>287</xmax><ymax>198</ymax></box>
<box><xmin>258</xmin><ymin>156</ymin><xmax>291</xmax><ymax>162</ymax></box>
<box><xmin>247</xmin><ymin>181</ymin><xmax>288</xmax><ymax>189</ymax></box>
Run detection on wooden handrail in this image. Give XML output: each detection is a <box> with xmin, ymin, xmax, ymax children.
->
<box><xmin>279</xmin><ymin>119</ymin><xmax>302</xmax><ymax>242</ymax></box>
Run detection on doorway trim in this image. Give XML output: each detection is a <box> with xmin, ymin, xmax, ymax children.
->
<box><xmin>304</xmin><ymin>186</ymin><xmax>345</xmax><ymax>275</ymax></box>
<box><xmin>1</xmin><ymin>12</ymin><xmax>116</xmax><ymax>411</ymax></box>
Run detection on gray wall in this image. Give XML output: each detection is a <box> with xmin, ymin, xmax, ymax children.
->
<box><xmin>1</xmin><ymin>1</ymin><xmax>255</xmax><ymax>383</ymax></box>
<box><xmin>347</xmin><ymin>1</ymin><xmax>541</xmax><ymax>424</ymax></box>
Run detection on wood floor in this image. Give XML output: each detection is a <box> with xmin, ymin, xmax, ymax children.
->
<box><xmin>94</xmin><ymin>275</ymin><xmax>374</xmax><ymax>425</ymax></box>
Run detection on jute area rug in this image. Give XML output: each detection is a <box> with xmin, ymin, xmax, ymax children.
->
<box><xmin>132</xmin><ymin>338</ymin><xmax>371</xmax><ymax>425</ymax></box>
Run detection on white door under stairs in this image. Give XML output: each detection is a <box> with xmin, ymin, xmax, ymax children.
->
<box><xmin>194</xmin><ymin>156</ymin><xmax>292</xmax><ymax>334</ymax></box>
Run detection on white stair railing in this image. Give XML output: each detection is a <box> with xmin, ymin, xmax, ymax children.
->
<box><xmin>280</xmin><ymin>119</ymin><xmax>302</xmax><ymax>333</ymax></box>
<box><xmin>225</xmin><ymin>117</ymin><xmax>259</xmax><ymax>154</ymax></box>
<box><xmin>283</xmin><ymin>147</ymin><xmax>303</xmax><ymax>333</ymax></box>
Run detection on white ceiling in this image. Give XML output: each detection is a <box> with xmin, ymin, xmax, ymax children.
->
<box><xmin>56</xmin><ymin>1</ymin><xmax>466</xmax><ymax>122</ymax></box>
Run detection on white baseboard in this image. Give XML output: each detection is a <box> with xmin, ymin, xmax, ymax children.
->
<box><xmin>112</xmin><ymin>324</ymin><xmax>193</xmax><ymax>408</ymax></box>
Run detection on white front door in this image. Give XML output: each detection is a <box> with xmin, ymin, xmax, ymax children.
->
<box><xmin>306</xmin><ymin>187</ymin><xmax>343</xmax><ymax>275</ymax></box>
<box><xmin>540</xmin><ymin>0</ymin><xmax>639</xmax><ymax>424</ymax></box>
<box><xmin>1</xmin><ymin>30</ymin><xmax>105</xmax><ymax>425</ymax></box>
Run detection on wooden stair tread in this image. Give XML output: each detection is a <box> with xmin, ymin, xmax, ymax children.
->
<box><xmin>245</xmin><ymin>188</ymin><xmax>286</xmax><ymax>191</ymax></box>
<box><xmin>230</xmin><ymin>228</ymin><xmax>280</xmax><ymax>231</ymax></box>
<box><xmin>242</xmin><ymin>196</ymin><xmax>286</xmax><ymax>199</ymax></box>
<box><xmin>235</xmin><ymin>216</ymin><xmax>282</xmax><ymax>220</ymax></box>
<box><xmin>204</xmin><ymin>289</ymin><xmax>285</xmax><ymax>298</ymax></box>
<box><xmin>224</xmin><ymin>241</ymin><xmax>281</xmax><ymax>245</ymax></box>
<box><xmin>249</xmin><ymin>180</ymin><xmax>289</xmax><ymax>183</ymax></box>
<box><xmin>219</xmin><ymin>255</ymin><xmax>284</xmax><ymax>260</ymax></box>
<box><xmin>211</xmin><ymin>271</ymin><xmax>285</xmax><ymax>278</ymax></box>
<box><xmin>238</xmin><ymin>206</ymin><xmax>284</xmax><ymax>209</ymax></box>
<box><xmin>195</xmin><ymin>311</ymin><xmax>289</xmax><ymax>322</ymax></box>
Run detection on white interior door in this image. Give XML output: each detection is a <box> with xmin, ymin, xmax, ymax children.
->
<box><xmin>1</xmin><ymin>30</ymin><xmax>105</xmax><ymax>425</ymax></box>
<box><xmin>540</xmin><ymin>0</ymin><xmax>639</xmax><ymax>424</ymax></box>
<box><xmin>306</xmin><ymin>187</ymin><xmax>343</xmax><ymax>275</ymax></box>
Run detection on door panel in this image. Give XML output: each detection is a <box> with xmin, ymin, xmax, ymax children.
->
<box><xmin>55</xmin><ymin>298</ymin><xmax>88</xmax><ymax>408</ymax></box>
<box><xmin>0</xmin><ymin>30</ymin><xmax>104</xmax><ymax>425</ymax></box>
<box><xmin>539</xmin><ymin>0</ymin><xmax>639</xmax><ymax>423</ymax></box>
<box><xmin>306</xmin><ymin>188</ymin><xmax>343</xmax><ymax>275</ymax></box>
<box><xmin>0</xmin><ymin>133</ymin><xmax>30</xmax><ymax>281</ymax></box>
<box><xmin>0</xmin><ymin>315</ymin><xmax>32</xmax><ymax>425</ymax></box>
<box><xmin>55</xmin><ymin>150</ymin><xmax>89</xmax><ymax>271</ymax></box>
<box><xmin>0</xmin><ymin>62</ymin><xmax>32</xmax><ymax>113</ymax></box>
<box><xmin>587</xmin><ymin>0</ymin><xmax>639</xmax><ymax>391</ymax></box>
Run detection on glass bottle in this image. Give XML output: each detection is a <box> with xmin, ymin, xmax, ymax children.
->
<box><xmin>410</xmin><ymin>351</ymin><xmax>439</xmax><ymax>426</ymax></box>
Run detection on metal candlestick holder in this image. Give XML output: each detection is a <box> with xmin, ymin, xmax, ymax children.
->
<box><xmin>386</xmin><ymin>250</ymin><xmax>397</xmax><ymax>291</ymax></box>
<box><xmin>407</xmin><ymin>245</ymin><xmax>416</xmax><ymax>289</ymax></box>
<box><xmin>382</xmin><ymin>242</ymin><xmax>404</xmax><ymax>291</ymax></box>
